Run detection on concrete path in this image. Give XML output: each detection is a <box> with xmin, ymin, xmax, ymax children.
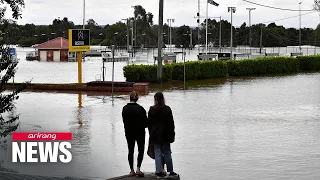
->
<box><xmin>0</xmin><ymin>171</ymin><xmax>101</xmax><ymax>180</ymax></box>
<box><xmin>108</xmin><ymin>173</ymin><xmax>180</xmax><ymax>180</ymax></box>
<box><xmin>0</xmin><ymin>171</ymin><xmax>180</xmax><ymax>180</ymax></box>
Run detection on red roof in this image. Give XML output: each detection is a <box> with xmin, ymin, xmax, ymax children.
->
<box><xmin>35</xmin><ymin>37</ymin><xmax>69</xmax><ymax>50</ymax></box>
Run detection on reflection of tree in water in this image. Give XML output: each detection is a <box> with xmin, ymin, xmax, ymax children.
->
<box><xmin>69</xmin><ymin>105</ymin><xmax>92</xmax><ymax>156</ymax></box>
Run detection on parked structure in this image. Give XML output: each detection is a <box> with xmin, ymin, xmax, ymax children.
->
<box><xmin>35</xmin><ymin>37</ymin><xmax>76</xmax><ymax>62</ymax></box>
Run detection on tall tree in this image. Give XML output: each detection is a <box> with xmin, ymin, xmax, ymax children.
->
<box><xmin>0</xmin><ymin>0</ymin><xmax>29</xmax><ymax>138</ymax></box>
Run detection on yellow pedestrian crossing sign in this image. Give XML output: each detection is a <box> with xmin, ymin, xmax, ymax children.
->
<box><xmin>68</xmin><ymin>29</ymin><xmax>90</xmax><ymax>52</ymax></box>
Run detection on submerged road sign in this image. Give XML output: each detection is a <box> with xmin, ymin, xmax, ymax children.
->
<box><xmin>68</xmin><ymin>29</ymin><xmax>90</xmax><ymax>52</ymax></box>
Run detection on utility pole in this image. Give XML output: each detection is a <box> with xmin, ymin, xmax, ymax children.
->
<box><xmin>131</xmin><ymin>6</ymin><xmax>137</xmax><ymax>57</ymax></box>
<box><xmin>260</xmin><ymin>25</ymin><xmax>263</xmax><ymax>54</ymax></box>
<box><xmin>167</xmin><ymin>18</ymin><xmax>175</xmax><ymax>52</ymax></box>
<box><xmin>131</xmin><ymin>19</ymin><xmax>134</xmax><ymax>58</ymax></box>
<box><xmin>246</xmin><ymin>8</ymin><xmax>256</xmax><ymax>54</ymax></box>
<box><xmin>206</xmin><ymin>1</ymin><xmax>219</xmax><ymax>55</ymax></box>
<box><xmin>83</xmin><ymin>0</ymin><xmax>85</xmax><ymax>29</ymax></box>
<box><xmin>121</xmin><ymin>18</ymin><xmax>130</xmax><ymax>52</ymax></box>
<box><xmin>299</xmin><ymin>2</ymin><xmax>302</xmax><ymax>52</ymax></box>
<box><xmin>157</xmin><ymin>0</ymin><xmax>164</xmax><ymax>84</ymax></box>
<box><xmin>190</xmin><ymin>29</ymin><xmax>193</xmax><ymax>51</ymax></box>
<box><xmin>219</xmin><ymin>16</ymin><xmax>222</xmax><ymax>52</ymax></box>
<box><xmin>195</xmin><ymin>15</ymin><xmax>221</xmax><ymax>52</ymax></box>
<box><xmin>228</xmin><ymin>7</ymin><xmax>236</xmax><ymax>60</ymax></box>
<box><xmin>198</xmin><ymin>0</ymin><xmax>201</xmax><ymax>51</ymax></box>
<box><xmin>206</xmin><ymin>1</ymin><xmax>208</xmax><ymax>55</ymax></box>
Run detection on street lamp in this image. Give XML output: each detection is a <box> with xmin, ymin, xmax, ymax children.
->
<box><xmin>228</xmin><ymin>7</ymin><xmax>236</xmax><ymax>60</ymax></box>
<box><xmin>299</xmin><ymin>2</ymin><xmax>302</xmax><ymax>52</ymax></box>
<box><xmin>180</xmin><ymin>44</ymin><xmax>186</xmax><ymax>90</ymax></box>
<box><xmin>246</xmin><ymin>8</ymin><xmax>256</xmax><ymax>54</ymax></box>
<box><xmin>131</xmin><ymin>6</ymin><xmax>137</xmax><ymax>55</ymax></box>
<box><xmin>167</xmin><ymin>18</ymin><xmax>175</xmax><ymax>52</ymax></box>
<box><xmin>83</xmin><ymin>0</ymin><xmax>86</xmax><ymax>29</ymax></box>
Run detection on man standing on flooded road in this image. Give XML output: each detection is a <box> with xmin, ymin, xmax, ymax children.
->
<box><xmin>122</xmin><ymin>91</ymin><xmax>148</xmax><ymax>177</ymax></box>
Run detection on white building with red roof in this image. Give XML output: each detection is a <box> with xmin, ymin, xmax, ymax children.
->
<box><xmin>35</xmin><ymin>37</ymin><xmax>76</xmax><ymax>62</ymax></box>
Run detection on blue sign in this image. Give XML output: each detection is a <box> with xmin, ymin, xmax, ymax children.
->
<box><xmin>9</xmin><ymin>48</ymin><xmax>16</xmax><ymax>56</ymax></box>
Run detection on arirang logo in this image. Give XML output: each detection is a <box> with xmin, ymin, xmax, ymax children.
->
<box><xmin>12</xmin><ymin>132</ymin><xmax>72</xmax><ymax>163</ymax></box>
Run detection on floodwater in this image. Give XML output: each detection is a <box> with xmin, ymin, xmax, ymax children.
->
<box><xmin>0</xmin><ymin>49</ymin><xmax>319</xmax><ymax>180</ymax></box>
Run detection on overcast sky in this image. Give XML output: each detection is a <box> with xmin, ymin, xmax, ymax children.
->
<box><xmin>4</xmin><ymin>0</ymin><xmax>320</xmax><ymax>29</ymax></box>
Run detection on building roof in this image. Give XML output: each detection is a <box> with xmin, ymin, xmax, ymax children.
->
<box><xmin>35</xmin><ymin>37</ymin><xmax>69</xmax><ymax>50</ymax></box>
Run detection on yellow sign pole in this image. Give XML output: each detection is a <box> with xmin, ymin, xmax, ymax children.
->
<box><xmin>77</xmin><ymin>51</ymin><xmax>82</xmax><ymax>84</ymax></box>
<box><xmin>77</xmin><ymin>52</ymin><xmax>83</xmax><ymax>108</ymax></box>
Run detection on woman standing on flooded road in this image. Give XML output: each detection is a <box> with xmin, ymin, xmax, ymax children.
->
<box><xmin>148</xmin><ymin>92</ymin><xmax>179</xmax><ymax>178</ymax></box>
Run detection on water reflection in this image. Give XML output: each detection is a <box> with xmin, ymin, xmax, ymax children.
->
<box><xmin>69</xmin><ymin>93</ymin><xmax>92</xmax><ymax>156</ymax></box>
<box><xmin>0</xmin><ymin>73</ymin><xmax>319</xmax><ymax>179</ymax></box>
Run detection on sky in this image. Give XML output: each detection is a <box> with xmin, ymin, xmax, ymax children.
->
<box><xmin>3</xmin><ymin>0</ymin><xmax>320</xmax><ymax>29</ymax></box>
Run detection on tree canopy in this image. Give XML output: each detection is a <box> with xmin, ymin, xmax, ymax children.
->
<box><xmin>0</xmin><ymin>4</ymin><xmax>318</xmax><ymax>48</ymax></box>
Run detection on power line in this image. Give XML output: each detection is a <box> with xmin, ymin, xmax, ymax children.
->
<box><xmin>260</xmin><ymin>11</ymin><xmax>315</xmax><ymax>24</ymax></box>
<box><xmin>242</xmin><ymin>0</ymin><xmax>315</xmax><ymax>12</ymax></box>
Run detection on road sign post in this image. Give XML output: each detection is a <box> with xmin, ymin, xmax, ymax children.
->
<box><xmin>68</xmin><ymin>29</ymin><xmax>90</xmax><ymax>84</ymax></box>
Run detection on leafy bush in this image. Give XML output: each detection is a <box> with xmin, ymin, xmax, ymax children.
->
<box><xmin>226</xmin><ymin>57</ymin><xmax>299</xmax><ymax>76</ymax></box>
<box><xmin>297</xmin><ymin>55</ymin><xmax>320</xmax><ymax>71</ymax></box>
<box><xmin>123</xmin><ymin>56</ymin><xmax>319</xmax><ymax>82</ymax></box>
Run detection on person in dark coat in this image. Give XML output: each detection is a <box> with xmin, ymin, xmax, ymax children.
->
<box><xmin>148</xmin><ymin>92</ymin><xmax>178</xmax><ymax>178</ymax></box>
<box><xmin>122</xmin><ymin>91</ymin><xmax>147</xmax><ymax>177</ymax></box>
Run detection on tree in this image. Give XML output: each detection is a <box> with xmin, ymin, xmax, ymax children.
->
<box><xmin>314</xmin><ymin>0</ymin><xmax>320</xmax><ymax>11</ymax></box>
<box><xmin>0</xmin><ymin>0</ymin><xmax>29</xmax><ymax>138</ymax></box>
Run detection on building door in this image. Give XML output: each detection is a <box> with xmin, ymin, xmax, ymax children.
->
<box><xmin>40</xmin><ymin>51</ymin><xmax>47</xmax><ymax>61</ymax></box>
<box><xmin>53</xmin><ymin>51</ymin><xmax>60</xmax><ymax>62</ymax></box>
<box><xmin>60</xmin><ymin>50</ymin><xmax>68</xmax><ymax>62</ymax></box>
<box><xmin>47</xmin><ymin>50</ymin><xmax>53</xmax><ymax>61</ymax></box>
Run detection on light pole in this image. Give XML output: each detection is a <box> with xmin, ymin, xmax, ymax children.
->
<box><xmin>206</xmin><ymin>1</ymin><xmax>219</xmax><ymax>55</ymax></box>
<box><xmin>228</xmin><ymin>7</ymin><xmax>236</xmax><ymax>60</ymax></box>
<box><xmin>130</xmin><ymin>19</ymin><xmax>134</xmax><ymax>58</ymax></box>
<box><xmin>246</xmin><ymin>8</ymin><xmax>256</xmax><ymax>54</ymax></box>
<box><xmin>180</xmin><ymin>44</ymin><xmax>186</xmax><ymax>90</ymax></box>
<box><xmin>157</xmin><ymin>0</ymin><xmax>164</xmax><ymax>84</ymax></box>
<box><xmin>83</xmin><ymin>0</ymin><xmax>85</xmax><ymax>29</ymax></box>
<box><xmin>167</xmin><ymin>18</ymin><xmax>175</xmax><ymax>52</ymax></box>
<box><xmin>195</xmin><ymin>15</ymin><xmax>221</xmax><ymax>52</ymax></box>
<box><xmin>197</xmin><ymin>0</ymin><xmax>200</xmax><ymax>51</ymax></box>
<box><xmin>121</xmin><ymin>18</ymin><xmax>130</xmax><ymax>52</ymax></box>
<box><xmin>131</xmin><ymin>6</ymin><xmax>137</xmax><ymax>56</ymax></box>
<box><xmin>299</xmin><ymin>2</ymin><xmax>302</xmax><ymax>52</ymax></box>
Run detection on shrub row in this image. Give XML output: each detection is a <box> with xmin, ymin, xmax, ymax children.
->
<box><xmin>297</xmin><ymin>55</ymin><xmax>320</xmax><ymax>71</ymax></box>
<box><xmin>123</xmin><ymin>55</ymin><xmax>320</xmax><ymax>82</ymax></box>
<box><xmin>226</xmin><ymin>57</ymin><xmax>300</xmax><ymax>76</ymax></box>
<box><xmin>123</xmin><ymin>61</ymin><xmax>227</xmax><ymax>82</ymax></box>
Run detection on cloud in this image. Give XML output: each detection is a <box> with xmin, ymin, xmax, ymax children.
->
<box><xmin>2</xmin><ymin>0</ymin><xmax>319</xmax><ymax>29</ymax></box>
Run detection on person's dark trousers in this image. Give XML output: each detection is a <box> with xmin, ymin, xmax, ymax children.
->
<box><xmin>126</xmin><ymin>133</ymin><xmax>145</xmax><ymax>171</ymax></box>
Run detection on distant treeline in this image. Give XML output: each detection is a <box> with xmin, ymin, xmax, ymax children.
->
<box><xmin>1</xmin><ymin>5</ymin><xmax>319</xmax><ymax>48</ymax></box>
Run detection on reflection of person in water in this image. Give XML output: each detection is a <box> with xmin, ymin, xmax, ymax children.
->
<box><xmin>122</xmin><ymin>91</ymin><xmax>148</xmax><ymax>177</ymax></box>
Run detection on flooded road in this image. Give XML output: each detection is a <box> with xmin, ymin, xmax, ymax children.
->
<box><xmin>1</xmin><ymin>72</ymin><xmax>320</xmax><ymax>180</ymax></box>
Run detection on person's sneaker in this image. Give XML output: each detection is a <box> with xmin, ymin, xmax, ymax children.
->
<box><xmin>155</xmin><ymin>172</ymin><xmax>165</xmax><ymax>178</ymax></box>
<box><xmin>169</xmin><ymin>172</ymin><xmax>178</xmax><ymax>176</ymax></box>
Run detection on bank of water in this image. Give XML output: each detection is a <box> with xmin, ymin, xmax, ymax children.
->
<box><xmin>0</xmin><ymin>72</ymin><xmax>320</xmax><ymax>180</ymax></box>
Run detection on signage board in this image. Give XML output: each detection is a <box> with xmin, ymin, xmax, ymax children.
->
<box><xmin>265</xmin><ymin>53</ymin><xmax>279</xmax><ymax>57</ymax></box>
<box><xmin>217</xmin><ymin>53</ymin><xmax>231</xmax><ymax>60</ymax></box>
<box><xmin>68</xmin><ymin>29</ymin><xmax>90</xmax><ymax>52</ymax></box>
<box><xmin>9</xmin><ymin>48</ymin><xmax>16</xmax><ymax>56</ymax></box>
<box><xmin>291</xmin><ymin>52</ymin><xmax>303</xmax><ymax>57</ymax></box>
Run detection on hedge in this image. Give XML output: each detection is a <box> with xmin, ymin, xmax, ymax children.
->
<box><xmin>123</xmin><ymin>64</ymin><xmax>172</xmax><ymax>83</ymax></box>
<box><xmin>225</xmin><ymin>57</ymin><xmax>300</xmax><ymax>76</ymax></box>
<box><xmin>297</xmin><ymin>55</ymin><xmax>320</xmax><ymax>71</ymax></box>
<box><xmin>123</xmin><ymin>55</ymin><xmax>320</xmax><ymax>82</ymax></box>
<box><xmin>124</xmin><ymin>61</ymin><xmax>227</xmax><ymax>82</ymax></box>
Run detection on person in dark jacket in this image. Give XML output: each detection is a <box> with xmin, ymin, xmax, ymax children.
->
<box><xmin>148</xmin><ymin>92</ymin><xmax>178</xmax><ymax>178</ymax></box>
<box><xmin>122</xmin><ymin>91</ymin><xmax>148</xmax><ymax>177</ymax></box>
